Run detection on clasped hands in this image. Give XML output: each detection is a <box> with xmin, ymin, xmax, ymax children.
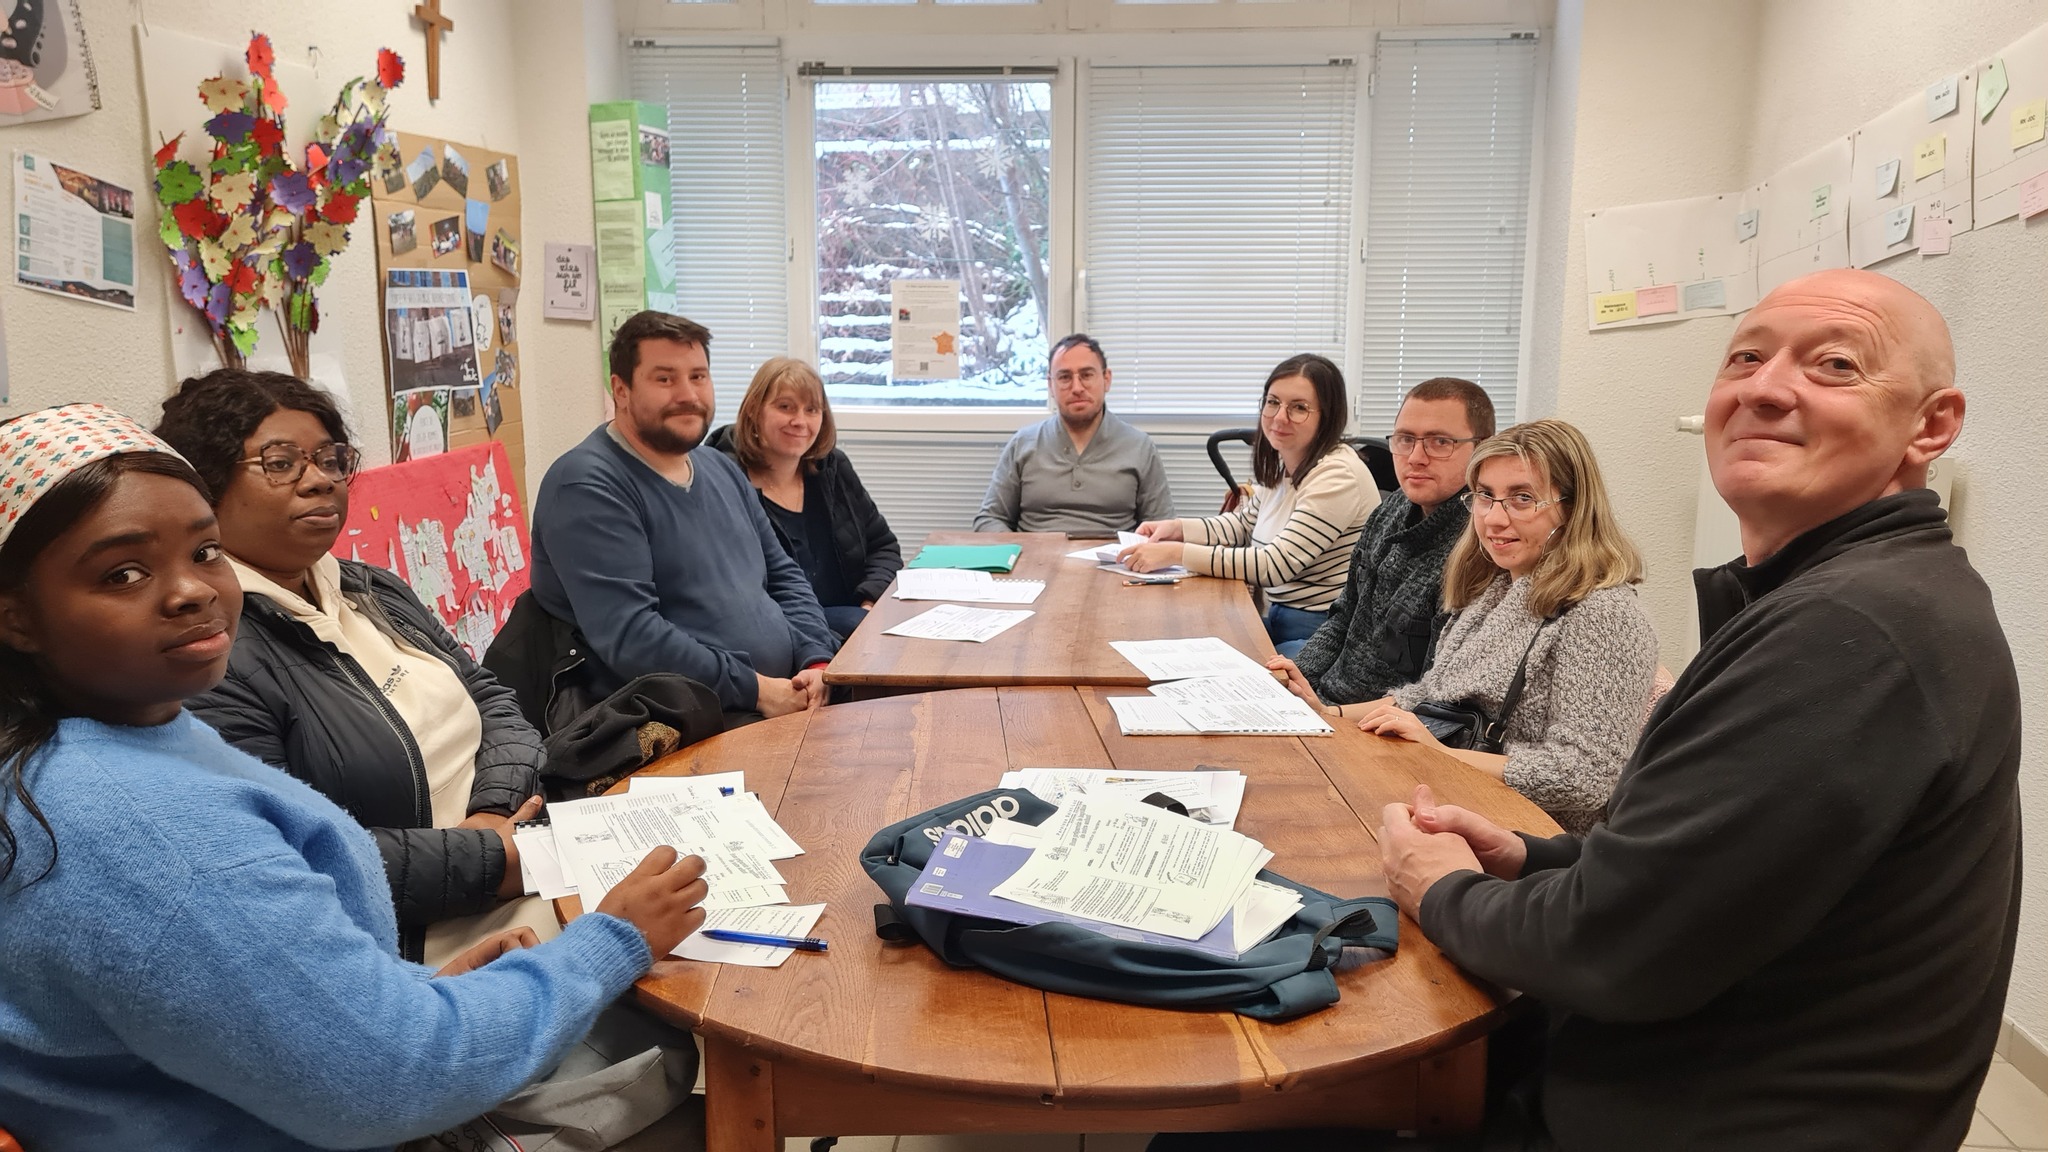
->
<box><xmin>756</xmin><ymin>666</ymin><xmax>828</xmax><ymax>718</ymax></box>
<box><xmin>1378</xmin><ymin>784</ymin><xmax>1527</xmax><ymax>921</ymax></box>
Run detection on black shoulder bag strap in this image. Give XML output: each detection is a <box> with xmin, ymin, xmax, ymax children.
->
<box><xmin>1475</xmin><ymin>615</ymin><xmax>1554</xmax><ymax>752</ymax></box>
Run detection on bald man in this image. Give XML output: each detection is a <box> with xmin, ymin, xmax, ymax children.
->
<box><xmin>1376</xmin><ymin>269</ymin><xmax>2021</xmax><ymax>1152</ymax></box>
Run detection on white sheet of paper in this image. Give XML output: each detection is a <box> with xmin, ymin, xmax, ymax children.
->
<box><xmin>1110</xmin><ymin>637</ymin><xmax>1270</xmax><ymax>682</ymax></box>
<box><xmin>1232</xmin><ymin>880</ymin><xmax>1304</xmax><ymax>954</ymax></box>
<box><xmin>1172</xmin><ymin>697</ymin><xmax>1334</xmax><ymax>736</ymax></box>
<box><xmin>1107</xmin><ymin>696</ymin><xmax>1198</xmax><ymax>735</ymax></box>
<box><xmin>1067</xmin><ymin>531</ymin><xmax>1150</xmax><ymax>563</ymax></box>
<box><xmin>894</xmin><ymin>569</ymin><xmax>1045</xmax><ymax>604</ymax></box>
<box><xmin>1000</xmin><ymin>767</ymin><xmax>1249</xmax><ymax>828</ymax></box>
<box><xmin>672</xmin><ymin>904</ymin><xmax>828</xmax><ymax>967</ymax></box>
<box><xmin>626</xmin><ymin>771</ymin><xmax>745</xmax><ymax>798</ymax></box>
<box><xmin>1095</xmin><ymin>560</ymin><xmax>1191</xmax><ymax>579</ymax></box>
<box><xmin>515</xmin><ymin>826</ymin><xmax>577</xmax><ymax>899</ymax></box>
<box><xmin>883</xmin><ymin>604</ymin><xmax>1034</xmax><ymax>643</ymax></box>
<box><xmin>1147</xmin><ymin>673</ymin><xmax>1293</xmax><ymax>705</ymax></box>
<box><xmin>549</xmin><ymin>793</ymin><xmax>789</xmax><ymax>908</ymax></box>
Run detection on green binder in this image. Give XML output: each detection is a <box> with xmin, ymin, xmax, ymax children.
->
<box><xmin>906</xmin><ymin>544</ymin><xmax>1024</xmax><ymax>573</ymax></box>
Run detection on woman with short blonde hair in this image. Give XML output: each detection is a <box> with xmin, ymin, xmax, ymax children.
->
<box><xmin>1332</xmin><ymin>419</ymin><xmax>1657</xmax><ymax>833</ymax></box>
<box><xmin>709</xmin><ymin>357</ymin><xmax>901</xmax><ymax>641</ymax></box>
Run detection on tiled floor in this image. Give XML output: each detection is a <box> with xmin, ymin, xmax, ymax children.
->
<box><xmin>772</xmin><ymin>1054</ymin><xmax>2048</xmax><ymax>1151</ymax></box>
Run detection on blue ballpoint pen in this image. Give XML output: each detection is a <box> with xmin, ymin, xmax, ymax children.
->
<box><xmin>701</xmin><ymin>929</ymin><xmax>829</xmax><ymax>952</ymax></box>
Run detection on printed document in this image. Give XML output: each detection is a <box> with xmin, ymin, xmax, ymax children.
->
<box><xmin>549</xmin><ymin>792</ymin><xmax>790</xmax><ymax>909</ymax></box>
<box><xmin>893</xmin><ymin>569</ymin><xmax>1045</xmax><ymax>604</ymax></box>
<box><xmin>883</xmin><ymin>603</ymin><xmax>1033</xmax><ymax>642</ymax></box>
<box><xmin>999</xmin><ymin>767</ymin><xmax>1248</xmax><ymax>828</ymax></box>
<box><xmin>673</xmin><ymin>903</ymin><xmax>827</xmax><ymax>967</ymax></box>
<box><xmin>1110</xmin><ymin>637</ymin><xmax>1269</xmax><ymax>682</ymax></box>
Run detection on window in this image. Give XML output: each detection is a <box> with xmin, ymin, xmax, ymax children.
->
<box><xmin>1081</xmin><ymin>62</ymin><xmax>1358</xmax><ymax>416</ymax></box>
<box><xmin>1358</xmin><ymin>34</ymin><xmax>1539</xmax><ymax>433</ymax></box>
<box><xmin>812</xmin><ymin>76</ymin><xmax>1054</xmax><ymax>406</ymax></box>
<box><xmin>629</xmin><ymin>44</ymin><xmax>788</xmax><ymax>407</ymax></box>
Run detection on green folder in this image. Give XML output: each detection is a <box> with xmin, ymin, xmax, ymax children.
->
<box><xmin>906</xmin><ymin>544</ymin><xmax>1023</xmax><ymax>573</ymax></box>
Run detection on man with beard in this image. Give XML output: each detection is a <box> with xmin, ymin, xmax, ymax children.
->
<box><xmin>530</xmin><ymin>311</ymin><xmax>837</xmax><ymax>720</ymax></box>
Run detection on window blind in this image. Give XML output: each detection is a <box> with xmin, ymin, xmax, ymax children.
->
<box><xmin>629</xmin><ymin>44</ymin><xmax>789</xmax><ymax>409</ymax></box>
<box><xmin>1082</xmin><ymin>63</ymin><xmax>1357</xmax><ymax>416</ymax></box>
<box><xmin>1358</xmin><ymin>35</ymin><xmax>1538</xmax><ymax>435</ymax></box>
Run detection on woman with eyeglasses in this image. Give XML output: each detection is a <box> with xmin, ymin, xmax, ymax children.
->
<box><xmin>1120</xmin><ymin>353</ymin><xmax>1379</xmax><ymax>656</ymax></box>
<box><xmin>1307</xmin><ymin>419</ymin><xmax>1655</xmax><ymax>833</ymax></box>
<box><xmin>153</xmin><ymin>370</ymin><xmax>557</xmax><ymax>968</ymax></box>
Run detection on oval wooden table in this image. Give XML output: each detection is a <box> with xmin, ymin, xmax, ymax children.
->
<box><xmin>566</xmin><ymin>686</ymin><xmax>1560</xmax><ymax>1151</ymax></box>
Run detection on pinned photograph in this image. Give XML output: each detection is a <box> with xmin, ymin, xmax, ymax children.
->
<box><xmin>639</xmin><ymin>125</ymin><xmax>670</xmax><ymax>169</ymax></box>
<box><xmin>464</xmin><ymin>198</ymin><xmax>488</xmax><ymax>264</ymax></box>
<box><xmin>485</xmin><ymin>158</ymin><xmax>512</xmax><ymax>202</ymax></box>
<box><xmin>387</xmin><ymin>208</ymin><xmax>418</xmax><ymax>256</ymax></box>
<box><xmin>406</xmin><ymin>145</ymin><xmax>441</xmax><ymax>200</ymax></box>
<box><xmin>481</xmin><ymin>366</ymin><xmax>506</xmax><ymax>434</ymax></box>
<box><xmin>386</xmin><ymin>269</ymin><xmax>483</xmax><ymax>393</ymax></box>
<box><xmin>496</xmin><ymin>287</ymin><xmax>519</xmax><ymax>346</ymax></box>
<box><xmin>451</xmin><ymin>389</ymin><xmax>480</xmax><ymax>420</ymax></box>
<box><xmin>442</xmin><ymin>145</ymin><xmax>471</xmax><ymax>199</ymax></box>
<box><xmin>430</xmin><ymin>214</ymin><xmax>461</xmax><ymax>258</ymax></box>
<box><xmin>489</xmin><ymin>229</ymin><xmax>520</xmax><ymax>278</ymax></box>
<box><xmin>382</xmin><ymin>163</ymin><xmax>407</xmax><ymax>196</ymax></box>
<box><xmin>392</xmin><ymin>389</ymin><xmax>451</xmax><ymax>463</ymax></box>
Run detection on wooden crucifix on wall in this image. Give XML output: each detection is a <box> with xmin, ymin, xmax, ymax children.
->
<box><xmin>413</xmin><ymin>0</ymin><xmax>453</xmax><ymax>101</ymax></box>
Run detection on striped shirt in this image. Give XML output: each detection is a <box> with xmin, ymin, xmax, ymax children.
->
<box><xmin>1180</xmin><ymin>447</ymin><xmax>1379</xmax><ymax>610</ymax></box>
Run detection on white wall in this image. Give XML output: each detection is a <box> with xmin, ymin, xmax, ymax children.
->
<box><xmin>1</xmin><ymin>0</ymin><xmax>606</xmax><ymax>491</ymax></box>
<box><xmin>1547</xmin><ymin>0</ymin><xmax>2047</xmax><ymax>1056</ymax></box>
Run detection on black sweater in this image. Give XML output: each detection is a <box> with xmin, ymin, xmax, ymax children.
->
<box><xmin>707</xmin><ymin>425</ymin><xmax>904</xmax><ymax>605</ymax></box>
<box><xmin>1421</xmin><ymin>490</ymin><xmax>2022</xmax><ymax>1151</ymax></box>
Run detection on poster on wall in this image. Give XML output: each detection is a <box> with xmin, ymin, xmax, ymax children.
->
<box><xmin>334</xmin><ymin>441</ymin><xmax>531</xmax><ymax>659</ymax></box>
<box><xmin>12</xmin><ymin>151</ymin><xmax>134</xmax><ymax>309</ymax></box>
<box><xmin>371</xmin><ymin>131</ymin><xmax>525</xmax><ymax>491</ymax></box>
<box><xmin>543</xmin><ymin>242</ymin><xmax>594</xmax><ymax>320</ymax></box>
<box><xmin>0</xmin><ymin>0</ymin><xmax>101</xmax><ymax>127</ymax></box>
<box><xmin>890</xmin><ymin>279</ymin><xmax>961</xmax><ymax>380</ymax></box>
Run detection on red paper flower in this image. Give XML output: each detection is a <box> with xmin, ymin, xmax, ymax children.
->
<box><xmin>324</xmin><ymin>192</ymin><xmax>360</xmax><ymax>225</ymax></box>
<box><xmin>377</xmin><ymin>48</ymin><xmax>405</xmax><ymax>90</ymax></box>
<box><xmin>246</xmin><ymin>33</ymin><xmax>276</xmax><ymax>80</ymax></box>
<box><xmin>153</xmin><ymin>133</ymin><xmax>183</xmax><ymax>168</ymax></box>
<box><xmin>305</xmin><ymin>143</ymin><xmax>329</xmax><ymax>173</ymax></box>
<box><xmin>172</xmin><ymin>200</ymin><xmax>223</xmax><ymax>240</ymax></box>
<box><xmin>227</xmin><ymin>261</ymin><xmax>261</xmax><ymax>294</ymax></box>
<box><xmin>252</xmin><ymin>118</ymin><xmax>283</xmax><ymax>154</ymax></box>
<box><xmin>261</xmin><ymin>78</ymin><xmax>288</xmax><ymax>115</ymax></box>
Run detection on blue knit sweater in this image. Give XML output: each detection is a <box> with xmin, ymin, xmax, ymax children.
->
<box><xmin>0</xmin><ymin>713</ymin><xmax>652</xmax><ymax>1152</ymax></box>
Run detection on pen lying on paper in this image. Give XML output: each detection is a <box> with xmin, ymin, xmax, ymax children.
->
<box><xmin>701</xmin><ymin>929</ymin><xmax>829</xmax><ymax>952</ymax></box>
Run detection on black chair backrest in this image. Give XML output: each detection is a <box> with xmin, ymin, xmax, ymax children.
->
<box><xmin>1205</xmin><ymin>428</ymin><xmax>1258</xmax><ymax>491</ymax></box>
<box><xmin>1345</xmin><ymin>436</ymin><xmax>1399</xmax><ymax>493</ymax></box>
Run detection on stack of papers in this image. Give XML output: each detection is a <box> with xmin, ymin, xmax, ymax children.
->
<box><xmin>1109</xmin><ymin>637</ymin><xmax>1270</xmax><ymax>681</ymax></box>
<box><xmin>882</xmin><ymin>603</ymin><xmax>1034</xmax><ymax>642</ymax></box>
<box><xmin>1067</xmin><ymin>531</ymin><xmax>1190</xmax><ymax>579</ymax></box>
<box><xmin>997</xmin><ymin>767</ymin><xmax>1247</xmax><ymax>828</ymax></box>
<box><xmin>906</xmin><ymin>544</ymin><xmax>1023</xmax><ymax>572</ymax></box>
<box><xmin>906</xmin><ymin>796</ymin><xmax>1301</xmax><ymax>957</ymax></box>
<box><xmin>1107</xmin><ymin>672</ymin><xmax>1333</xmax><ymax>737</ymax></box>
<box><xmin>518</xmin><ymin>776</ymin><xmax>819</xmax><ymax>966</ymax></box>
<box><xmin>893</xmin><ymin>569</ymin><xmax>1045</xmax><ymax>605</ymax></box>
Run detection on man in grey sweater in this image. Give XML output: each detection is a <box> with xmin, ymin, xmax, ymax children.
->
<box><xmin>1381</xmin><ymin>269</ymin><xmax>2020</xmax><ymax>1151</ymax></box>
<box><xmin>973</xmin><ymin>334</ymin><xmax>1173</xmax><ymax>536</ymax></box>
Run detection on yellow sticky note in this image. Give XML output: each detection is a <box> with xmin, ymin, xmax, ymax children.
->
<box><xmin>1594</xmin><ymin>291</ymin><xmax>1637</xmax><ymax>324</ymax></box>
<box><xmin>2012</xmin><ymin>98</ymin><xmax>2046</xmax><ymax>150</ymax></box>
<box><xmin>1913</xmin><ymin>135</ymin><xmax>1946</xmax><ymax>180</ymax></box>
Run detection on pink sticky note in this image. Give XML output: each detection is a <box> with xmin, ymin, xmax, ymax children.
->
<box><xmin>1920</xmin><ymin>205</ymin><xmax>1952</xmax><ymax>255</ymax></box>
<box><xmin>1636</xmin><ymin>284</ymin><xmax>1679</xmax><ymax>317</ymax></box>
<box><xmin>2023</xmin><ymin>171</ymin><xmax>2048</xmax><ymax>219</ymax></box>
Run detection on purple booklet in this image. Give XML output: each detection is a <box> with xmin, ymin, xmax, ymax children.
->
<box><xmin>905</xmin><ymin>830</ymin><xmax>1249</xmax><ymax>960</ymax></box>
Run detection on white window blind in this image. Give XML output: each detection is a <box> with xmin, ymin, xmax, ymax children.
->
<box><xmin>1083</xmin><ymin>63</ymin><xmax>1357</xmax><ymax>416</ymax></box>
<box><xmin>1359</xmin><ymin>34</ymin><xmax>1538</xmax><ymax>435</ymax></box>
<box><xmin>629</xmin><ymin>45</ymin><xmax>788</xmax><ymax>408</ymax></box>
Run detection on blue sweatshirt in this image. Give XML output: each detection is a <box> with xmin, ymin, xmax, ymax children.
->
<box><xmin>0</xmin><ymin>713</ymin><xmax>652</xmax><ymax>1152</ymax></box>
<box><xmin>529</xmin><ymin>425</ymin><xmax>838</xmax><ymax>709</ymax></box>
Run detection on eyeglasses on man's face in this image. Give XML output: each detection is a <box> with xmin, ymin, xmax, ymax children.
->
<box><xmin>1390</xmin><ymin>433</ymin><xmax>1483</xmax><ymax>459</ymax></box>
<box><xmin>241</xmin><ymin>442</ymin><xmax>361</xmax><ymax>486</ymax></box>
<box><xmin>1461</xmin><ymin>490</ymin><xmax>1567</xmax><ymax>518</ymax></box>
<box><xmin>1261</xmin><ymin>396</ymin><xmax>1318</xmax><ymax>423</ymax></box>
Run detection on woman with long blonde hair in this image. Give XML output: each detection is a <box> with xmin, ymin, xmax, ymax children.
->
<box><xmin>1345</xmin><ymin>419</ymin><xmax>1657</xmax><ymax>832</ymax></box>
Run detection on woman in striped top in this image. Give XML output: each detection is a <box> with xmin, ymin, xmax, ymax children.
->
<box><xmin>1119</xmin><ymin>353</ymin><xmax>1380</xmax><ymax>656</ymax></box>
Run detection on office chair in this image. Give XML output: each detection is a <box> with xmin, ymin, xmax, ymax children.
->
<box><xmin>1345</xmin><ymin>435</ymin><xmax>1399</xmax><ymax>492</ymax></box>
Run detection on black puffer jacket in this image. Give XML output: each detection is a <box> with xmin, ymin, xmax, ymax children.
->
<box><xmin>707</xmin><ymin>425</ymin><xmax>903</xmax><ymax>604</ymax></box>
<box><xmin>188</xmin><ymin>560</ymin><xmax>544</xmax><ymax>962</ymax></box>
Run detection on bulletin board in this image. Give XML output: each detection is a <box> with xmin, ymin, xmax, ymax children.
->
<box><xmin>369</xmin><ymin>131</ymin><xmax>526</xmax><ymax>494</ymax></box>
<box><xmin>333</xmin><ymin>440</ymin><xmax>530</xmax><ymax>659</ymax></box>
<box><xmin>1754</xmin><ymin>135</ymin><xmax>1855</xmax><ymax>297</ymax></box>
<box><xmin>1849</xmin><ymin>72</ymin><xmax>1977</xmax><ymax>268</ymax></box>
<box><xmin>1582</xmin><ymin>192</ymin><xmax>1759</xmax><ymax>330</ymax></box>
<box><xmin>1973</xmin><ymin>22</ymin><xmax>2048</xmax><ymax>227</ymax></box>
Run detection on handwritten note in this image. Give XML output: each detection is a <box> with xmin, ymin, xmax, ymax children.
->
<box><xmin>542</xmin><ymin>243</ymin><xmax>595</xmax><ymax>320</ymax></box>
<box><xmin>1810</xmin><ymin>184</ymin><xmax>1833</xmax><ymax>220</ymax></box>
<box><xmin>1913</xmin><ymin>136</ymin><xmax>1947</xmax><ymax>181</ymax></box>
<box><xmin>1593</xmin><ymin>291</ymin><xmax>1637</xmax><ymax>324</ymax></box>
<box><xmin>1928</xmin><ymin>75</ymin><xmax>1959</xmax><ymax>120</ymax></box>
<box><xmin>1736</xmin><ymin>209</ymin><xmax>1760</xmax><ymax>241</ymax></box>
<box><xmin>2020</xmin><ymin>171</ymin><xmax>2048</xmax><ymax>219</ymax></box>
<box><xmin>2012</xmin><ymin>99</ymin><xmax>2045</xmax><ymax>150</ymax></box>
<box><xmin>1883</xmin><ymin>203</ymin><xmax>1914</xmax><ymax>246</ymax></box>
<box><xmin>1635</xmin><ymin>284</ymin><xmax>1678</xmax><ymax>317</ymax></box>
<box><xmin>1919</xmin><ymin>204</ymin><xmax>1952</xmax><ymax>255</ymax></box>
<box><xmin>1874</xmin><ymin>158</ymin><xmax>1901</xmax><ymax>198</ymax></box>
<box><xmin>1682</xmin><ymin>279</ymin><xmax>1727</xmax><ymax>311</ymax></box>
<box><xmin>1980</xmin><ymin>58</ymin><xmax>2010</xmax><ymax>122</ymax></box>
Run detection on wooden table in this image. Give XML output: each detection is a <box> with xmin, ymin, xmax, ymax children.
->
<box><xmin>565</xmin><ymin>687</ymin><xmax>1560</xmax><ymax>1151</ymax></box>
<box><xmin>824</xmin><ymin>532</ymin><xmax>1276</xmax><ymax>691</ymax></box>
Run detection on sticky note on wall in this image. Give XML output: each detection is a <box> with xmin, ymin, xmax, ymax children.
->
<box><xmin>1594</xmin><ymin>291</ymin><xmax>1637</xmax><ymax>324</ymax></box>
<box><xmin>2012</xmin><ymin>99</ymin><xmax>2046</xmax><ymax>150</ymax></box>
<box><xmin>1636</xmin><ymin>284</ymin><xmax>1678</xmax><ymax>317</ymax></box>
<box><xmin>1682</xmin><ymin>279</ymin><xmax>1727</xmax><ymax>311</ymax></box>
<box><xmin>1913</xmin><ymin>136</ymin><xmax>1946</xmax><ymax>180</ymax></box>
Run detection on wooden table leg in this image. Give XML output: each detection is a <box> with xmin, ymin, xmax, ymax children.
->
<box><xmin>704</xmin><ymin>1034</ymin><xmax>778</xmax><ymax>1152</ymax></box>
<box><xmin>1414</xmin><ymin>1036</ymin><xmax>1487</xmax><ymax>1137</ymax></box>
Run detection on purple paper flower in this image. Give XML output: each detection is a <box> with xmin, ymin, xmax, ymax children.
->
<box><xmin>205</xmin><ymin>281</ymin><xmax>233</xmax><ymax>326</ymax></box>
<box><xmin>204</xmin><ymin>110</ymin><xmax>256</xmax><ymax>143</ymax></box>
<box><xmin>271</xmin><ymin>171</ymin><xmax>316</xmax><ymax>215</ymax></box>
<box><xmin>331</xmin><ymin>154</ymin><xmax>369</xmax><ymax>186</ymax></box>
<box><xmin>178</xmin><ymin>260</ymin><xmax>210</xmax><ymax>309</ymax></box>
<box><xmin>281</xmin><ymin>241</ymin><xmax>320</xmax><ymax>279</ymax></box>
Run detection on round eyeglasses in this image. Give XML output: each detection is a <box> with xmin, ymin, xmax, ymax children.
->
<box><xmin>240</xmin><ymin>443</ymin><xmax>362</xmax><ymax>486</ymax></box>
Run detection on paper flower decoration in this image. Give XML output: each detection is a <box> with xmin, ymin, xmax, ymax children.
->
<box><xmin>153</xmin><ymin>32</ymin><xmax>405</xmax><ymax>371</ymax></box>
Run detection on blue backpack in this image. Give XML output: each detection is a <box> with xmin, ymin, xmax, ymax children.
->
<box><xmin>860</xmin><ymin>787</ymin><xmax>1400</xmax><ymax>1022</ymax></box>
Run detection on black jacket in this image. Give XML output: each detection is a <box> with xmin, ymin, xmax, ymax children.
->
<box><xmin>707</xmin><ymin>425</ymin><xmax>903</xmax><ymax>604</ymax></box>
<box><xmin>189</xmin><ymin>560</ymin><xmax>545</xmax><ymax>962</ymax></box>
<box><xmin>1421</xmin><ymin>491</ymin><xmax>2022</xmax><ymax>1151</ymax></box>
